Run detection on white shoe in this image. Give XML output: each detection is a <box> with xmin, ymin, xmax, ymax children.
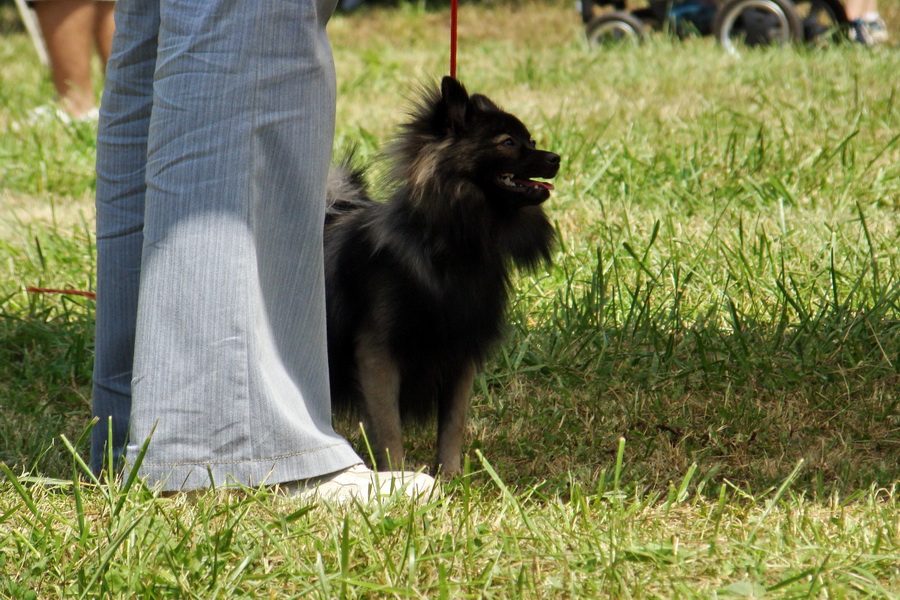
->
<box><xmin>867</xmin><ymin>17</ymin><xmax>889</xmax><ymax>45</ymax></box>
<box><xmin>75</xmin><ymin>107</ymin><xmax>100</xmax><ymax>123</ymax></box>
<box><xmin>847</xmin><ymin>18</ymin><xmax>888</xmax><ymax>46</ymax></box>
<box><xmin>21</xmin><ymin>105</ymin><xmax>99</xmax><ymax>127</ymax></box>
<box><xmin>283</xmin><ymin>463</ymin><xmax>436</xmax><ymax>503</ymax></box>
<box><xmin>31</xmin><ymin>104</ymin><xmax>73</xmax><ymax>124</ymax></box>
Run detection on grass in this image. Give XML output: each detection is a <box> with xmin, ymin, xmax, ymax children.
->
<box><xmin>1</xmin><ymin>455</ymin><xmax>897</xmax><ymax>598</ymax></box>
<box><xmin>2</xmin><ymin>0</ymin><xmax>900</xmax><ymax>597</ymax></box>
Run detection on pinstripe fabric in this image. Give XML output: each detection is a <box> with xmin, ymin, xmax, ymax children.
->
<box><xmin>92</xmin><ymin>0</ymin><xmax>360</xmax><ymax>489</ymax></box>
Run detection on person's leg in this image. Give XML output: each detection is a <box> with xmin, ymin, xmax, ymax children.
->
<box><xmin>127</xmin><ymin>0</ymin><xmax>360</xmax><ymax>490</ymax></box>
<box><xmin>91</xmin><ymin>0</ymin><xmax>158</xmax><ymax>475</ymax></box>
<box><xmin>92</xmin><ymin>0</ymin><xmax>116</xmax><ymax>68</ymax></box>
<box><xmin>33</xmin><ymin>0</ymin><xmax>96</xmax><ymax>116</ymax></box>
<box><xmin>845</xmin><ymin>0</ymin><xmax>877</xmax><ymax>20</ymax></box>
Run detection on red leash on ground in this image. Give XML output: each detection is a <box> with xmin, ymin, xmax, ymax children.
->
<box><xmin>450</xmin><ymin>0</ymin><xmax>458</xmax><ymax>78</ymax></box>
<box><xmin>26</xmin><ymin>286</ymin><xmax>96</xmax><ymax>300</ymax></box>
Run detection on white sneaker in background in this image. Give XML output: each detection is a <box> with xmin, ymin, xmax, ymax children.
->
<box><xmin>77</xmin><ymin>107</ymin><xmax>100</xmax><ymax>122</ymax></box>
<box><xmin>849</xmin><ymin>16</ymin><xmax>889</xmax><ymax>46</ymax></box>
<box><xmin>26</xmin><ymin>104</ymin><xmax>73</xmax><ymax>125</ymax></box>
<box><xmin>867</xmin><ymin>16</ymin><xmax>889</xmax><ymax>45</ymax></box>
<box><xmin>20</xmin><ymin>105</ymin><xmax>99</xmax><ymax>127</ymax></box>
<box><xmin>849</xmin><ymin>18</ymin><xmax>875</xmax><ymax>46</ymax></box>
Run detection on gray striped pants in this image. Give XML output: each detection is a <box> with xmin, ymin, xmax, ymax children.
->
<box><xmin>91</xmin><ymin>0</ymin><xmax>360</xmax><ymax>490</ymax></box>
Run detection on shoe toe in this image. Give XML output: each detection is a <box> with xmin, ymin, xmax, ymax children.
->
<box><xmin>291</xmin><ymin>464</ymin><xmax>436</xmax><ymax>504</ymax></box>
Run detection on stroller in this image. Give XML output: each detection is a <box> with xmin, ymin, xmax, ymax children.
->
<box><xmin>581</xmin><ymin>0</ymin><xmax>850</xmax><ymax>52</ymax></box>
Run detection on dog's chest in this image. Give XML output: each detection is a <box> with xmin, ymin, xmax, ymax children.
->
<box><xmin>380</xmin><ymin>262</ymin><xmax>506</xmax><ymax>349</ymax></box>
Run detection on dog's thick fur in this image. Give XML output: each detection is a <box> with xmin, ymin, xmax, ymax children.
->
<box><xmin>324</xmin><ymin>77</ymin><xmax>560</xmax><ymax>475</ymax></box>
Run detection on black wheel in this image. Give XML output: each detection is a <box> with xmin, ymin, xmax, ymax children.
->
<box><xmin>792</xmin><ymin>0</ymin><xmax>845</xmax><ymax>45</ymax></box>
<box><xmin>714</xmin><ymin>0</ymin><xmax>803</xmax><ymax>54</ymax></box>
<box><xmin>586</xmin><ymin>11</ymin><xmax>646</xmax><ymax>47</ymax></box>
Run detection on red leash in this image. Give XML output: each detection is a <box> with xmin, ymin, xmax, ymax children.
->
<box><xmin>450</xmin><ymin>0</ymin><xmax>458</xmax><ymax>78</ymax></box>
<box><xmin>26</xmin><ymin>286</ymin><xmax>96</xmax><ymax>300</ymax></box>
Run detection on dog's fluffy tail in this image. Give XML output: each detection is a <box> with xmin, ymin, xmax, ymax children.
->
<box><xmin>326</xmin><ymin>159</ymin><xmax>372</xmax><ymax>221</ymax></box>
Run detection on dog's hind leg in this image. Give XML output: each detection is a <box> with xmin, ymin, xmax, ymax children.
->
<box><xmin>355</xmin><ymin>332</ymin><xmax>404</xmax><ymax>471</ymax></box>
<box><xmin>436</xmin><ymin>362</ymin><xmax>476</xmax><ymax>477</ymax></box>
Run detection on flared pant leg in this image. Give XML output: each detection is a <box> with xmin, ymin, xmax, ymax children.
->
<box><xmin>92</xmin><ymin>0</ymin><xmax>360</xmax><ymax>489</ymax></box>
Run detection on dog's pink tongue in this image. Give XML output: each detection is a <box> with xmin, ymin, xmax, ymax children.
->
<box><xmin>517</xmin><ymin>179</ymin><xmax>554</xmax><ymax>191</ymax></box>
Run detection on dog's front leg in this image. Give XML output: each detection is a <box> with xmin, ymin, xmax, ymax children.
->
<box><xmin>356</xmin><ymin>332</ymin><xmax>404</xmax><ymax>471</ymax></box>
<box><xmin>436</xmin><ymin>362</ymin><xmax>476</xmax><ymax>477</ymax></box>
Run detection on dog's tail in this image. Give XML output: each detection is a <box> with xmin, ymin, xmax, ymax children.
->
<box><xmin>326</xmin><ymin>158</ymin><xmax>373</xmax><ymax>221</ymax></box>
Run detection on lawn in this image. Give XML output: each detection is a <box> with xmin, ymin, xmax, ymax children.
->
<box><xmin>1</xmin><ymin>0</ymin><xmax>899</xmax><ymax>597</ymax></box>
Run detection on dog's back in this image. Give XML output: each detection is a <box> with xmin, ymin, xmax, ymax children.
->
<box><xmin>325</xmin><ymin>162</ymin><xmax>372</xmax><ymax>223</ymax></box>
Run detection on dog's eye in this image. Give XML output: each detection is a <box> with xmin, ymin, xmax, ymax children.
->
<box><xmin>529</xmin><ymin>138</ymin><xmax>536</xmax><ymax>148</ymax></box>
<box><xmin>501</xmin><ymin>137</ymin><xmax>516</xmax><ymax>147</ymax></box>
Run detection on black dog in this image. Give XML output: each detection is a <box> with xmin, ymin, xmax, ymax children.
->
<box><xmin>324</xmin><ymin>77</ymin><xmax>559</xmax><ymax>476</ymax></box>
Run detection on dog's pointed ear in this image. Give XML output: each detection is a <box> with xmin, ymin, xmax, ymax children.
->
<box><xmin>470</xmin><ymin>94</ymin><xmax>499</xmax><ymax>113</ymax></box>
<box><xmin>441</xmin><ymin>76</ymin><xmax>469</xmax><ymax>133</ymax></box>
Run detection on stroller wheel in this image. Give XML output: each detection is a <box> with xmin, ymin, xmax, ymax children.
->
<box><xmin>714</xmin><ymin>0</ymin><xmax>803</xmax><ymax>54</ymax></box>
<box><xmin>586</xmin><ymin>11</ymin><xmax>646</xmax><ymax>47</ymax></box>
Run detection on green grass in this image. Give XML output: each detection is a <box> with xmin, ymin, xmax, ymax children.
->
<box><xmin>2</xmin><ymin>0</ymin><xmax>900</xmax><ymax>597</ymax></box>
<box><xmin>2</xmin><ymin>454</ymin><xmax>898</xmax><ymax>598</ymax></box>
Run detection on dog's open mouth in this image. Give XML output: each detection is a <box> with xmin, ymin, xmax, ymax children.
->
<box><xmin>496</xmin><ymin>173</ymin><xmax>555</xmax><ymax>201</ymax></box>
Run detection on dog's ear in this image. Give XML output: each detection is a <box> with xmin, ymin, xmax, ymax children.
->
<box><xmin>441</xmin><ymin>76</ymin><xmax>469</xmax><ymax>133</ymax></box>
<box><xmin>469</xmin><ymin>94</ymin><xmax>499</xmax><ymax>113</ymax></box>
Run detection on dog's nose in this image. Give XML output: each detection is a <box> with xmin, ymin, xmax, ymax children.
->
<box><xmin>545</xmin><ymin>153</ymin><xmax>560</xmax><ymax>166</ymax></box>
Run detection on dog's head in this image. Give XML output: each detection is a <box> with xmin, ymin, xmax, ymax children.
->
<box><xmin>393</xmin><ymin>77</ymin><xmax>560</xmax><ymax>208</ymax></box>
